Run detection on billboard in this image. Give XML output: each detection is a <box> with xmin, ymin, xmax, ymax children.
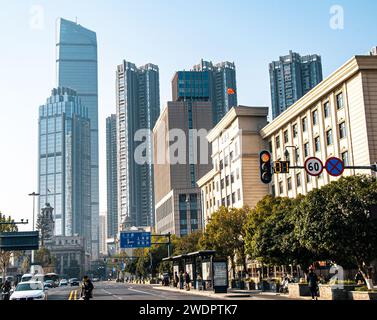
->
<box><xmin>120</xmin><ymin>232</ymin><xmax>151</xmax><ymax>249</ymax></box>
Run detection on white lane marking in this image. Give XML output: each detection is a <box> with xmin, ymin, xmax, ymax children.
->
<box><xmin>102</xmin><ymin>288</ymin><xmax>122</xmax><ymax>300</ymax></box>
<box><xmin>128</xmin><ymin>287</ymin><xmax>168</xmax><ymax>298</ymax></box>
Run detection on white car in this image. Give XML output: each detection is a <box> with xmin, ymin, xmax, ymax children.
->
<box><xmin>59</xmin><ymin>279</ymin><xmax>68</xmax><ymax>286</ymax></box>
<box><xmin>10</xmin><ymin>281</ymin><xmax>47</xmax><ymax>301</ymax></box>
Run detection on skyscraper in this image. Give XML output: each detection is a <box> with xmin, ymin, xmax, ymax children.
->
<box><xmin>56</xmin><ymin>18</ymin><xmax>99</xmax><ymax>260</ymax></box>
<box><xmin>172</xmin><ymin>60</ymin><xmax>237</xmax><ymax>124</ymax></box>
<box><xmin>269</xmin><ymin>51</ymin><xmax>323</xmax><ymax>119</ymax></box>
<box><xmin>38</xmin><ymin>87</ymin><xmax>91</xmax><ymax>253</ymax></box>
<box><xmin>153</xmin><ymin>100</ymin><xmax>213</xmax><ymax>236</ymax></box>
<box><xmin>99</xmin><ymin>214</ymin><xmax>107</xmax><ymax>256</ymax></box>
<box><xmin>106</xmin><ymin>115</ymin><xmax>118</xmax><ymax>239</ymax></box>
<box><xmin>117</xmin><ymin>61</ymin><xmax>160</xmax><ymax>230</ymax></box>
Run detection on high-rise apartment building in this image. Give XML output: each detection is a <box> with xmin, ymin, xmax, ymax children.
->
<box><xmin>153</xmin><ymin>100</ymin><xmax>213</xmax><ymax>236</ymax></box>
<box><xmin>269</xmin><ymin>51</ymin><xmax>323</xmax><ymax>119</ymax></box>
<box><xmin>106</xmin><ymin>115</ymin><xmax>118</xmax><ymax>239</ymax></box>
<box><xmin>56</xmin><ymin>18</ymin><xmax>99</xmax><ymax>260</ymax></box>
<box><xmin>38</xmin><ymin>87</ymin><xmax>91</xmax><ymax>253</ymax></box>
<box><xmin>117</xmin><ymin>61</ymin><xmax>160</xmax><ymax>230</ymax></box>
<box><xmin>99</xmin><ymin>214</ymin><xmax>107</xmax><ymax>256</ymax></box>
<box><xmin>172</xmin><ymin>60</ymin><xmax>237</xmax><ymax>124</ymax></box>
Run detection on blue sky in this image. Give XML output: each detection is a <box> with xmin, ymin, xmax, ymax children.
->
<box><xmin>0</xmin><ymin>0</ymin><xmax>376</xmax><ymax>229</ymax></box>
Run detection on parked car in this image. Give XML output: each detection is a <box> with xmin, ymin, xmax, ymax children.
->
<box><xmin>44</xmin><ymin>280</ymin><xmax>55</xmax><ymax>289</ymax></box>
<box><xmin>10</xmin><ymin>281</ymin><xmax>47</xmax><ymax>301</ymax></box>
<box><xmin>59</xmin><ymin>279</ymin><xmax>68</xmax><ymax>287</ymax></box>
<box><xmin>69</xmin><ymin>278</ymin><xmax>80</xmax><ymax>286</ymax></box>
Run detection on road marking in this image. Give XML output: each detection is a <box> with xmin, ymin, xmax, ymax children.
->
<box><xmin>74</xmin><ymin>290</ymin><xmax>77</xmax><ymax>300</ymax></box>
<box><xmin>128</xmin><ymin>287</ymin><xmax>167</xmax><ymax>298</ymax></box>
<box><xmin>68</xmin><ymin>290</ymin><xmax>73</xmax><ymax>300</ymax></box>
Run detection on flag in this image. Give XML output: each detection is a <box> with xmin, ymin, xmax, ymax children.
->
<box><xmin>227</xmin><ymin>88</ymin><xmax>235</xmax><ymax>95</ymax></box>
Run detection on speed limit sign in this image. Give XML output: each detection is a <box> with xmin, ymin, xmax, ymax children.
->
<box><xmin>304</xmin><ymin>157</ymin><xmax>324</xmax><ymax>176</ymax></box>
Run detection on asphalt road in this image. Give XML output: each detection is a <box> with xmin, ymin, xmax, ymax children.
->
<box><xmin>47</xmin><ymin>281</ymin><xmax>221</xmax><ymax>301</ymax></box>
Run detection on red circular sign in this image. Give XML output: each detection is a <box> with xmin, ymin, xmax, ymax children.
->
<box><xmin>304</xmin><ymin>157</ymin><xmax>324</xmax><ymax>177</ymax></box>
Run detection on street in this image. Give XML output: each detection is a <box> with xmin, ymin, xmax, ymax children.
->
<box><xmin>47</xmin><ymin>282</ymin><xmax>221</xmax><ymax>301</ymax></box>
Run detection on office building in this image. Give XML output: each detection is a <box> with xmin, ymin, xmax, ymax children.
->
<box><xmin>117</xmin><ymin>61</ymin><xmax>160</xmax><ymax>230</ymax></box>
<box><xmin>262</xmin><ymin>55</ymin><xmax>377</xmax><ymax>198</ymax></box>
<box><xmin>99</xmin><ymin>214</ymin><xmax>107</xmax><ymax>256</ymax></box>
<box><xmin>269</xmin><ymin>51</ymin><xmax>323</xmax><ymax>119</ymax></box>
<box><xmin>38</xmin><ymin>87</ymin><xmax>91</xmax><ymax>253</ymax></box>
<box><xmin>198</xmin><ymin>106</ymin><xmax>269</xmax><ymax>225</ymax></box>
<box><xmin>56</xmin><ymin>18</ymin><xmax>99</xmax><ymax>260</ymax></box>
<box><xmin>153</xmin><ymin>100</ymin><xmax>213</xmax><ymax>236</ymax></box>
<box><xmin>106</xmin><ymin>115</ymin><xmax>118</xmax><ymax>239</ymax></box>
<box><xmin>172</xmin><ymin>60</ymin><xmax>237</xmax><ymax>124</ymax></box>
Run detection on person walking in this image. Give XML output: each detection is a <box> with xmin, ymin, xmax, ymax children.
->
<box><xmin>80</xmin><ymin>276</ymin><xmax>94</xmax><ymax>301</ymax></box>
<box><xmin>179</xmin><ymin>272</ymin><xmax>184</xmax><ymax>290</ymax></box>
<box><xmin>1</xmin><ymin>279</ymin><xmax>12</xmax><ymax>301</ymax></box>
<box><xmin>174</xmin><ymin>272</ymin><xmax>179</xmax><ymax>288</ymax></box>
<box><xmin>307</xmin><ymin>268</ymin><xmax>319</xmax><ymax>300</ymax></box>
<box><xmin>184</xmin><ymin>272</ymin><xmax>191</xmax><ymax>291</ymax></box>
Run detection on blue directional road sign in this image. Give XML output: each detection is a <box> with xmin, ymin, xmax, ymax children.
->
<box><xmin>325</xmin><ymin>157</ymin><xmax>345</xmax><ymax>177</ymax></box>
<box><xmin>120</xmin><ymin>232</ymin><xmax>151</xmax><ymax>249</ymax></box>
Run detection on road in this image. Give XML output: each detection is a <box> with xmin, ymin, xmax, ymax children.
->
<box><xmin>47</xmin><ymin>281</ymin><xmax>221</xmax><ymax>301</ymax></box>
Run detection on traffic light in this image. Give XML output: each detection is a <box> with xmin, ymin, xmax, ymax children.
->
<box><xmin>260</xmin><ymin>150</ymin><xmax>273</xmax><ymax>184</ymax></box>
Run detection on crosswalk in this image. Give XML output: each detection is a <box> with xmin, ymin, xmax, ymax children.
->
<box><xmin>68</xmin><ymin>290</ymin><xmax>79</xmax><ymax>300</ymax></box>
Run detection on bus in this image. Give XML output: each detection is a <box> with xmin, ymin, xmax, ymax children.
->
<box><xmin>44</xmin><ymin>273</ymin><xmax>60</xmax><ymax>287</ymax></box>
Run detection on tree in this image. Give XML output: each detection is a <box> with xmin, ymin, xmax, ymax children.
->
<box><xmin>36</xmin><ymin>208</ymin><xmax>54</xmax><ymax>247</ymax></box>
<box><xmin>35</xmin><ymin>247</ymin><xmax>55</xmax><ymax>268</ymax></box>
<box><xmin>0</xmin><ymin>213</ymin><xmax>18</xmax><ymax>281</ymax></box>
<box><xmin>201</xmin><ymin>207</ymin><xmax>249</xmax><ymax>278</ymax></box>
<box><xmin>295</xmin><ymin>175</ymin><xmax>377</xmax><ymax>289</ymax></box>
<box><xmin>172</xmin><ymin>231</ymin><xmax>203</xmax><ymax>256</ymax></box>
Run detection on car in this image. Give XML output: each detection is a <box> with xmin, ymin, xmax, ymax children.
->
<box><xmin>93</xmin><ymin>278</ymin><xmax>100</xmax><ymax>282</ymax></box>
<box><xmin>10</xmin><ymin>281</ymin><xmax>47</xmax><ymax>301</ymax></box>
<box><xmin>69</xmin><ymin>278</ymin><xmax>80</xmax><ymax>286</ymax></box>
<box><xmin>21</xmin><ymin>274</ymin><xmax>33</xmax><ymax>283</ymax></box>
<box><xmin>44</xmin><ymin>280</ymin><xmax>55</xmax><ymax>289</ymax></box>
<box><xmin>59</xmin><ymin>279</ymin><xmax>68</xmax><ymax>286</ymax></box>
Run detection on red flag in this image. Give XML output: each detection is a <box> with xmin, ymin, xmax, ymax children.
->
<box><xmin>227</xmin><ymin>88</ymin><xmax>235</xmax><ymax>95</ymax></box>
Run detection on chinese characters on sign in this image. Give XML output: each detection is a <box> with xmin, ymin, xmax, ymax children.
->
<box><xmin>120</xmin><ymin>232</ymin><xmax>152</xmax><ymax>249</ymax></box>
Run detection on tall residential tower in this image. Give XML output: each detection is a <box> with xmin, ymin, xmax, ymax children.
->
<box><xmin>116</xmin><ymin>61</ymin><xmax>160</xmax><ymax>230</ymax></box>
<box><xmin>56</xmin><ymin>18</ymin><xmax>99</xmax><ymax>260</ymax></box>
<box><xmin>269</xmin><ymin>51</ymin><xmax>323</xmax><ymax>119</ymax></box>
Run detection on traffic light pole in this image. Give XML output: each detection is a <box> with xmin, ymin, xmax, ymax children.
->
<box><xmin>151</xmin><ymin>233</ymin><xmax>172</xmax><ymax>257</ymax></box>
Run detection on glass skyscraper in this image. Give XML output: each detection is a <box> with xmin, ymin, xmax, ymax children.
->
<box><xmin>117</xmin><ymin>61</ymin><xmax>160</xmax><ymax>230</ymax></box>
<box><xmin>106</xmin><ymin>115</ymin><xmax>118</xmax><ymax>239</ymax></box>
<box><xmin>172</xmin><ymin>60</ymin><xmax>238</xmax><ymax>124</ymax></box>
<box><xmin>269</xmin><ymin>50</ymin><xmax>323</xmax><ymax>119</ymax></box>
<box><xmin>38</xmin><ymin>87</ymin><xmax>91</xmax><ymax>254</ymax></box>
<box><xmin>56</xmin><ymin>18</ymin><xmax>99</xmax><ymax>260</ymax></box>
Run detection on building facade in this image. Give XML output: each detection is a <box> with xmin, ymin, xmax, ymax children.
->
<box><xmin>153</xmin><ymin>101</ymin><xmax>213</xmax><ymax>236</ymax></box>
<box><xmin>269</xmin><ymin>51</ymin><xmax>323</xmax><ymax>119</ymax></box>
<box><xmin>38</xmin><ymin>87</ymin><xmax>91</xmax><ymax>253</ymax></box>
<box><xmin>198</xmin><ymin>106</ymin><xmax>270</xmax><ymax>225</ymax></box>
<box><xmin>172</xmin><ymin>60</ymin><xmax>237</xmax><ymax>124</ymax></box>
<box><xmin>117</xmin><ymin>61</ymin><xmax>160</xmax><ymax>230</ymax></box>
<box><xmin>56</xmin><ymin>18</ymin><xmax>99</xmax><ymax>260</ymax></box>
<box><xmin>106</xmin><ymin>115</ymin><xmax>118</xmax><ymax>239</ymax></box>
<box><xmin>99</xmin><ymin>214</ymin><xmax>107</xmax><ymax>256</ymax></box>
<box><xmin>262</xmin><ymin>55</ymin><xmax>377</xmax><ymax>198</ymax></box>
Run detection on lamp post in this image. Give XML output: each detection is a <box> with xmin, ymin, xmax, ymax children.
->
<box><xmin>28</xmin><ymin>192</ymin><xmax>40</xmax><ymax>265</ymax></box>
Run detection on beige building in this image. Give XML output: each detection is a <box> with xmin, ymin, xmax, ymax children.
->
<box><xmin>153</xmin><ymin>100</ymin><xmax>213</xmax><ymax>236</ymax></box>
<box><xmin>260</xmin><ymin>55</ymin><xmax>377</xmax><ymax>198</ymax></box>
<box><xmin>197</xmin><ymin>106</ymin><xmax>270</xmax><ymax>225</ymax></box>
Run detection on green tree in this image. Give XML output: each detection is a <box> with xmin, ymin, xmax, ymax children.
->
<box><xmin>36</xmin><ymin>210</ymin><xmax>54</xmax><ymax>247</ymax></box>
<box><xmin>295</xmin><ymin>175</ymin><xmax>377</xmax><ymax>288</ymax></box>
<box><xmin>0</xmin><ymin>214</ymin><xmax>18</xmax><ymax>281</ymax></box>
<box><xmin>172</xmin><ymin>230</ymin><xmax>203</xmax><ymax>256</ymax></box>
<box><xmin>201</xmin><ymin>207</ymin><xmax>249</xmax><ymax>278</ymax></box>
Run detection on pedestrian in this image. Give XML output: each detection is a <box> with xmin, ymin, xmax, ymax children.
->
<box><xmin>355</xmin><ymin>270</ymin><xmax>365</xmax><ymax>285</ymax></box>
<box><xmin>307</xmin><ymin>268</ymin><xmax>319</xmax><ymax>300</ymax></box>
<box><xmin>1</xmin><ymin>279</ymin><xmax>12</xmax><ymax>301</ymax></box>
<box><xmin>179</xmin><ymin>272</ymin><xmax>184</xmax><ymax>290</ymax></box>
<box><xmin>184</xmin><ymin>272</ymin><xmax>191</xmax><ymax>291</ymax></box>
<box><xmin>174</xmin><ymin>272</ymin><xmax>179</xmax><ymax>288</ymax></box>
<box><xmin>81</xmin><ymin>275</ymin><xmax>94</xmax><ymax>301</ymax></box>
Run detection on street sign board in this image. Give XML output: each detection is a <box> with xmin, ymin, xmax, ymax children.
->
<box><xmin>120</xmin><ymin>231</ymin><xmax>151</xmax><ymax>249</ymax></box>
<box><xmin>0</xmin><ymin>231</ymin><xmax>39</xmax><ymax>251</ymax></box>
<box><xmin>304</xmin><ymin>157</ymin><xmax>324</xmax><ymax>176</ymax></box>
<box><xmin>325</xmin><ymin>157</ymin><xmax>345</xmax><ymax>177</ymax></box>
<box><xmin>212</xmin><ymin>259</ymin><xmax>228</xmax><ymax>294</ymax></box>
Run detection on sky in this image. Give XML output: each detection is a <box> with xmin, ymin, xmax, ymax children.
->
<box><xmin>0</xmin><ymin>0</ymin><xmax>376</xmax><ymax>230</ymax></box>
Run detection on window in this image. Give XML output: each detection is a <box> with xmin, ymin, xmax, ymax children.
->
<box><xmin>221</xmin><ymin>179</ymin><xmax>225</xmax><ymax>189</ymax></box>
<box><xmin>236</xmin><ymin>168</ymin><xmax>240</xmax><ymax>180</ymax></box>
<box><xmin>306</xmin><ymin>174</ymin><xmax>311</xmax><ymax>183</ymax></box>
<box><xmin>339</xmin><ymin>122</ymin><xmax>347</xmax><ymax>139</ymax></box>
<box><xmin>232</xmin><ymin>193</ymin><xmax>236</xmax><ymax>204</ymax></box>
<box><xmin>304</xmin><ymin>143</ymin><xmax>309</xmax><ymax>158</ymax></box>
<box><xmin>293</xmin><ymin>124</ymin><xmax>298</xmax><ymax>138</ymax></box>
<box><xmin>237</xmin><ymin>189</ymin><xmax>241</xmax><ymax>201</ymax></box>
<box><xmin>276</xmin><ymin>136</ymin><xmax>280</xmax><ymax>149</ymax></box>
<box><xmin>342</xmin><ymin>151</ymin><xmax>349</xmax><ymax>166</ymax></box>
<box><xmin>302</xmin><ymin>117</ymin><xmax>307</xmax><ymax>132</ymax></box>
<box><xmin>279</xmin><ymin>181</ymin><xmax>284</xmax><ymax>195</ymax></box>
<box><xmin>295</xmin><ymin>148</ymin><xmax>300</xmax><ymax>163</ymax></box>
<box><xmin>226</xmin><ymin>195</ymin><xmax>230</xmax><ymax>206</ymax></box>
<box><xmin>326</xmin><ymin>129</ymin><xmax>333</xmax><ymax>146</ymax></box>
<box><xmin>225</xmin><ymin>156</ymin><xmax>229</xmax><ymax>167</ymax></box>
<box><xmin>296</xmin><ymin>173</ymin><xmax>301</xmax><ymax>187</ymax></box>
<box><xmin>284</xmin><ymin>130</ymin><xmax>289</xmax><ymax>144</ymax></box>
<box><xmin>287</xmin><ymin>177</ymin><xmax>292</xmax><ymax>191</ymax></box>
<box><xmin>312</xmin><ymin>110</ymin><xmax>318</xmax><ymax>126</ymax></box>
<box><xmin>336</xmin><ymin>93</ymin><xmax>344</xmax><ymax>110</ymax></box>
<box><xmin>314</xmin><ymin>137</ymin><xmax>321</xmax><ymax>153</ymax></box>
<box><xmin>231</xmin><ymin>172</ymin><xmax>235</xmax><ymax>184</ymax></box>
<box><xmin>230</xmin><ymin>151</ymin><xmax>234</xmax><ymax>162</ymax></box>
<box><xmin>324</xmin><ymin>102</ymin><xmax>330</xmax><ymax>118</ymax></box>
<box><xmin>225</xmin><ymin>175</ymin><xmax>230</xmax><ymax>187</ymax></box>
<box><xmin>268</xmin><ymin>141</ymin><xmax>273</xmax><ymax>152</ymax></box>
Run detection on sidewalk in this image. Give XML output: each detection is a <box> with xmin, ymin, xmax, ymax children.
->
<box><xmin>152</xmin><ymin>284</ymin><xmax>309</xmax><ymax>300</ymax></box>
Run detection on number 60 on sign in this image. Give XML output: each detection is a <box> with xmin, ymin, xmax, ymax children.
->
<box><xmin>304</xmin><ymin>157</ymin><xmax>324</xmax><ymax>176</ymax></box>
